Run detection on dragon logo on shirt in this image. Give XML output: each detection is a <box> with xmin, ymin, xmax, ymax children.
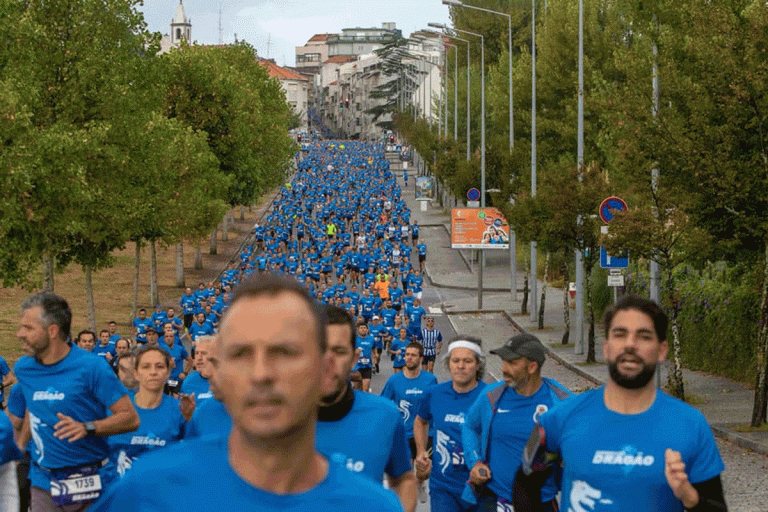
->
<box><xmin>116</xmin><ymin>450</ymin><xmax>133</xmax><ymax>477</ymax></box>
<box><xmin>435</xmin><ymin>430</ymin><xmax>451</xmax><ymax>475</ymax></box>
<box><xmin>568</xmin><ymin>480</ymin><xmax>612</xmax><ymax>512</ymax></box>
<box><xmin>398</xmin><ymin>400</ymin><xmax>411</xmax><ymax>423</ymax></box>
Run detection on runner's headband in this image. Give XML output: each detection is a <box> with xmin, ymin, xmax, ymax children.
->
<box><xmin>447</xmin><ymin>340</ymin><xmax>483</xmax><ymax>356</ymax></box>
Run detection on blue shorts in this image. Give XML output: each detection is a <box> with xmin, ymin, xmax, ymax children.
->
<box><xmin>430</xmin><ymin>487</ymin><xmax>477</xmax><ymax>512</ymax></box>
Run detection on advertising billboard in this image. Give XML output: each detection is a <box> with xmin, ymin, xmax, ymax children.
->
<box><xmin>451</xmin><ymin>208</ymin><xmax>510</xmax><ymax>249</ymax></box>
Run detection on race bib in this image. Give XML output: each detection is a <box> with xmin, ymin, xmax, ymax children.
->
<box><xmin>50</xmin><ymin>473</ymin><xmax>102</xmax><ymax>506</ymax></box>
<box><xmin>358</xmin><ymin>357</ymin><xmax>371</xmax><ymax>365</ymax></box>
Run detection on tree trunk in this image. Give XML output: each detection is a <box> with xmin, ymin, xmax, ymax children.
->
<box><xmin>210</xmin><ymin>227</ymin><xmax>218</xmax><ymax>255</ymax></box>
<box><xmin>665</xmin><ymin>265</ymin><xmax>685</xmax><ymax>400</ymax></box>
<box><xmin>240</xmin><ymin>206</ymin><xmax>245</xmax><ymax>221</ymax></box>
<box><xmin>149</xmin><ymin>240</ymin><xmax>159</xmax><ymax>307</ymax></box>
<box><xmin>194</xmin><ymin>244</ymin><xmax>203</xmax><ymax>270</ymax></box>
<box><xmin>538</xmin><ymin>252</ymin><xmax>549</xmax><ymax>329</ymax></box>
<box><xmin>522</xmin><ymin>274</ymin><xmax>529</xmax><ymax>315</ymax></box>
<box><xmin>175</xmin><ymin>243</ymin><xmax>185</xmax><ymax>288</ymax></box>
<box><xmin>84</xmin><ymin>265</ymin><xmax>96</xmax><ymax>332</ymax></box>
<box><xmin>132</xmin><ymin>240</ymin><xmax>141</xmax><ymax>318</ymax></box>
<box><xmin>586</xmin><ymin>267</ymin><xmax>596</xmax><ymax>363</ymax></box>
<box><xmin>42</xmin><ymin>252</ymin><xmax>55</xmax><ymax>292</ymax></box>
<box><xmin>751</xmin><ymin>243</ymin><xmax>768</xmax><ymax>426</ymax></box>
<box><xmin>562</xmin><ymin>247</ymin><xmax>570</xmax><ymax>345</ymax></box>
<box><xmin>221</xmin><ymin>215</ymin><xmax>229</xmax><ymax>242</ymax></box>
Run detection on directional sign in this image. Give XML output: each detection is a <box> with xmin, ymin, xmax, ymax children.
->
<box><xmin>600</xmin><ymin>246</ymin><xmax>628</xmax><ymax>269</ymax></box>
<box><xmin>467</xmin><ymin>188</ymin><xmax>481</xmax><ymax>202</ymax></box>
<box><xmin>599</xmin><ymin>196</ymin><xmax>628</xmax><ymax>223</ymax></box>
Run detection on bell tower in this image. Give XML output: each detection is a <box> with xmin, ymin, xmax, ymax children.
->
<box><xmin>170</xmin><ymin>0</ymin><xmax>192</xmax><ymax>45</ymax></box>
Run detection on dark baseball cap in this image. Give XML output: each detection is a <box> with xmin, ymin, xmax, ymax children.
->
<box><xmin>490</xmin><ymin>333</ymin><xmax>546</xmax><ymax>364</ymax></box>
<box><xmin>145</xmin><ymin>325</ymin><xmax>157</xmax><ymax>333</ymax></box>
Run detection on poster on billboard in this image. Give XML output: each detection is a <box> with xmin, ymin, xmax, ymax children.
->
<box><xmin>451</xmin><ymin>208</ymin><xmax>510</xmax><ymax>249</ymax></box>
<box><xmin>415</xmin><ymin>177</ymin><xmax>435</xmax><ymax>200</ymax></box>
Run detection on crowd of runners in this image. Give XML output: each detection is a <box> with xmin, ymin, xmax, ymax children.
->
<box><xmin>1</xmin><ymin>141</ymin><xmax>728</xmax><ymax>512</ymax></box>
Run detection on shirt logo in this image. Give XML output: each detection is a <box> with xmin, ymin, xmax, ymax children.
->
<box><xmin>444</xmin><ymin>413</ymin><xmax>465</xmax><ymax>424</ymax></box>
<box><xmin>570</xmin><ymin>480</ymin><xmax>613</xmax><ymax>511</ymax></box>
<box><xmin>533</xmin><ymin>404</ymin><xmax>549</xmax><ymax>423</ymax></box>
<box><xmin>33</xmin><ymin>390</ymin><xmax>65</xmax><ymax>401</ymax></box>
<box><xmin>405</xmin><ymin>388</ymin><xmax>423</xmax><ymax>395</ymax></box>
<box><xmin>130</xmin><ymin>436</ymin><xmax>167</xmax><ymax>447</ymax></box>
<box><xmin>497</xmin><ymin>408</ymin><xmax>510</xmax><ymax>413</ymax></box>
<box><xmin>398</xmin><ymin>400</ymin><xmax>412</xmax><ymax>423</ymax></box>
<box><xmin>592</xmin><ymin>447</ymin><xmax>655</xmax><ymax>471</ymax></box>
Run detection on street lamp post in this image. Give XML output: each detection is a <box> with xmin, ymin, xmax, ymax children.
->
<box><xmin>441</xmin><ymin>0</ymin><xmax>518</xmax><ymax>302</ymax></box>
<box><xmin>430</xmin><ymin>26</ymin><xmax>471</xmax><ymax>161</ymax></box>
<box><xmin>430</xmin><ymin>22</ymin><xmax>485</xmax><ymax>309</ymax></box>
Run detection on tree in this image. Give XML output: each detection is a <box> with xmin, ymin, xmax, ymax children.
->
<box><xmin>0</xmin><ymin>0</ymin><xmax>161</xmax><ymax>290</ymax></box>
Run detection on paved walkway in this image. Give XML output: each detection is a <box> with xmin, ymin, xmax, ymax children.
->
<box><xmin>390</xmin><ymin>153</ymin><xmax>768</xmax><ymax>457</ymax></box>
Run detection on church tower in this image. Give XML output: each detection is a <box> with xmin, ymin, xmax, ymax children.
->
<box><xmin>170</xmin><ymin>0</ymin><xmax>192</xmax><ymax>45</ymax></box>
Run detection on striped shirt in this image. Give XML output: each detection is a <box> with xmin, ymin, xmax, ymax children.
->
<box><xmin>420</xmin><ymin>328</ymin><xmax>443</xmax><ymax>357</ymax></box>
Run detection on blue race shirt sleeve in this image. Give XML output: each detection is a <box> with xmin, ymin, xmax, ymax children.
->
<box><xmin>385</xmin><ymin>418</ymin><xmax>411</xmax><ymax>479</ymax></box>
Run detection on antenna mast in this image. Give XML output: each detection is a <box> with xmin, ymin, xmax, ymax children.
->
<box><xmin>218</xmin><ymin>4</ymin><xmax>223</xmax><ymax>44</ymax></box>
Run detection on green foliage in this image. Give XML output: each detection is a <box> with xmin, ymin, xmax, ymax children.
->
<box><xmin>675</xmin><ymin>263</ymin><xmax>760</xmax><ymax>383</ymax></box>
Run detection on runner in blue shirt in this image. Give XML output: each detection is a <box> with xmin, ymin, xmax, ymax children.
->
<box><xmin>514</xmin><ymin>295</ymin><xmax>727</xmax><ymax>512</ymax></box>
<box><xmin>318</xmin><ymin>305</ymin><xmax>416</xmax><ymax>512</ymax></box>
<box><xmin>353</xmin><ymin>322</ymin><xmax>375</xmax><ymax>391</ymax></box>
<box><xmin>132</xmin><ymin>308</ymin><xmax>154</xmax><ymax>345</ymax></box>
<box><xmin>461</xmin><ymin>334</ymin><xmax>572</xmax><ymax>511</ymax></box>
<box><xmin>179</xmin><ymin>336</ymin><xmax>215</xmax><ymax>404</ymax></box>
<box><xmin>159</xmin><ymin>331</ymin><xmax>191</xmax><ymax>394</ymax></box>
<box><xmin>381</xmin><ymin>341</ymin><xmax>438</xmax><ymax>503</ymax></box>
<box><xmin>187</xmin><ymin>313</ymin><xmax>215</xmax><ymax>342</ymax></box>
<box><xmin>109</xmin><ymin>347</ymin><xmax>185</xmax><ymax>477</ymax></box>
<box><xmin>91</xmin><ymin>275</ymin><xmax>403</xmax><ymax>512</ymax></box>
<box><xmin>93</xmin><ymin>329</ymin><xmax>116</xmax><ymax>363</ymax></box>
<box><xmin>14</xmin><ymin>292</ymin><xmax>140</xmax><ymax>509</ymax></box>
<box><xmin>414</xmin><ymin>336</ymin><xmax>488</xmax><ymax>512</ymax></box>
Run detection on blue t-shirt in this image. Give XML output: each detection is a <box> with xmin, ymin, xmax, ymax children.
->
<box><xmin>132</xmin><ymin>317</ymin><xmax>154</xmax><ymax>343</ymax></box>
<box><xmin>188</xmin><ymin>321</ymin><xmax>215</xmax><ymax>341</ymax></box>
<box><xmin>160</xmin><ymin>342</ymin><xmax>189</xmax><ymax>381</ymax></box>
<box><xmin>484</xmin><ymin>382</ymin><xmax>570</xmax><ymax>501</ymax></box>
<box><xmin>14</xmin><ymin>346</ymin><xmax>128</xmax><ymax>487</ymax></box>
<box><xmin>416</xmin><ymin>381</ymin><xmax>487</xmax><ymax>493</ymax></box>
<box><xmin>109</xmin><ymin>394</ymin><xmax>185</xmax><ymax>477</ymax></box>
<box><xmin>186</xmin><ymin>398</ymin><xmax>231</xmax><ymax>440</ymax></box>
<box><xmin>317</xmin><ymin>391</ymin><xmax>411</xmax><ymax>482</ymax></box>
<box><xmin>353</xmin><ymin>335</ymin><xmax>375</xmax><ymax>371</ymax></box>
<box><xmin>540</xmin><ymin>387</ymin><xmax>725</xmax><ymax>512</ymax></box>
<box><xmin>0</xmin><ymin>356</ymin><xmax>11</xmax><ymax>403</ymax></box>
<box><xmin>380</xmin><ymin>371</ymin><xmax>437</xmax><ymax>439</ymax></box>
<box><xmin>0</xmin><ymin>411</ymin><xmax>22</xmax><ymax>466</ymax></box>
<box><xmin>90</xmin><ymin>436</ymin><xmax>404</xmax><ymax>512</ymax></box>
<box><xmin>179</xmin><ymin>372</ymin><xmax>212</xmax><ymax>403</ymax></box>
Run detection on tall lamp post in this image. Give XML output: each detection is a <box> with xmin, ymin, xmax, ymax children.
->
<box><xmin>429</xmin><ymin>24</ymin><xmax>471</xmax><ymax>161</ymax></box>
<box><xmin>440</xmin><ymin>0</ymin><xmax>518</xmax><ymax>302</ymax></box>
<box><xmin>430</xmin><ymin>22</ymin><xmax>486</xmax><ymax>309</ymax></box>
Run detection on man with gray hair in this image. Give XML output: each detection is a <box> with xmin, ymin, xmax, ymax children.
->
<box><xmin>461</xmin><ymin>333</ymin><xmax>572</xmax><ymax>511</ymax></box>
<box><xmin>14</xmin><ymin>291</ymin><xmax>140</xmax><ymax>511</ymax></box>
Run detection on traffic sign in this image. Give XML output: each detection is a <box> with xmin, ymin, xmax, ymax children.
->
<box><xmin>600</xmin><ymin>246</ymin><xmax>628</xmax><ymax>269</ymax></box>
<box><xmin>599</xmin><ymin>196</ymin><xmax>628</xmax><ymax>223</ymax></box>
<box><xmin>467</xmin><ymin>188</ymin><xmax>481</xmax><ymax>202</ymax></box>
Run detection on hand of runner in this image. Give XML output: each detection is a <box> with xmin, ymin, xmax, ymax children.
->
<box><xmin>664</xmin><ymin>448</ymin><xmax>699</xmax><ymax>508</ymax></box>
<box><xmin>180</xmin><ymin>393</ymin><xmax>196</xmax><ymax>422</ymax></box>
<box><xmin>54</xmin><ymin>412</ymin><xmax>88</xmax><ymax>442</ymax></box>
<box><xmin>469</xmin><ymin>462</ymin><xmax>491</xmax><ymax>486</ymax></box>
<box><xmin>414</xmin><ymin>451</ymin><xmax>431</xmax><ymax>477</ymax></box>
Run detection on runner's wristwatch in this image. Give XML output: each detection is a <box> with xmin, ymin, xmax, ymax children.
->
<box><xmin>84</xmin><ymin>421</ymin><xmax>97</xmax><ymax>436</ymax></box>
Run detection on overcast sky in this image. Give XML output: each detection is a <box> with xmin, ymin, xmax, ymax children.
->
<box><xmin>139</xmin><ymin>0</ymin><xmax>453</xmax><ymax>67</ymax></box>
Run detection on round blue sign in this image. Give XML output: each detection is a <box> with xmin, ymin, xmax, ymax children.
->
<box><xmin>467</xmin><ymin>188</ymin><xmax>481</xmax><ymax>201</ymax></box>
<box><xmin>599</xmin><ymin>196</ymin><xmax>628</xmax><ymax>223</ymax></box>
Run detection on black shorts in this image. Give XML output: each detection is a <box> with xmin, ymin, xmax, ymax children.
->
<box><xmin>409</xmin><ymin>436</ymin><xmax>433</xmax><ymax>460</ymax></box>
<box><xmin>419</xmin><ymin>255</ymin><xmax>426</xmax><ymax>263</ymax></box>
<box><xmin>422</xmin><ymin>354</ymin><xmax>436</xmax><ymax>363</ymax></box>
<box><xmin>359</xmin><ymin>367</ymin><xmax>372</xmax><ymax>380</ymax></box>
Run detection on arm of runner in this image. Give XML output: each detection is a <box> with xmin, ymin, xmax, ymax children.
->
<box><xmin>462</xmin><ymin>394</ymin><xmax>488</xmax><ymax>484</ymax></box>
<box><xmin>665</xmin><ymin>449</ymin><xmax>727</xmax><ymax>511</ymax></box>
<box><xmin>55</xmin><ymin>394</ymin><xmax>140</xmax><ymax>442</ymax></box>
<box><xmin>388</xmin><ymin>470</ymin><xmax>417</xmax><ymax>512</ymax></box>
<box><xmin>2</xmin><ymin>371</ymin><xmax>16</xmax><ymax>389</ymax></box>
<box><xmin>412</xmin><ymin>416</ymin><xmax>431</xmax><ymax>477</ymax></box>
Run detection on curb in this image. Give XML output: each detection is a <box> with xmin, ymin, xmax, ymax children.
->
<box><xmin>710</xmin><ymin>425</ymin><xmax>768</xmax><ymax>457</ymax></box>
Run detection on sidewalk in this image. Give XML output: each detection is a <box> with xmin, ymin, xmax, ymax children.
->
<box><xmin>390</xmin><ymin>155</ymin><xmax>768</xmax><ymax>457</ymax></box>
